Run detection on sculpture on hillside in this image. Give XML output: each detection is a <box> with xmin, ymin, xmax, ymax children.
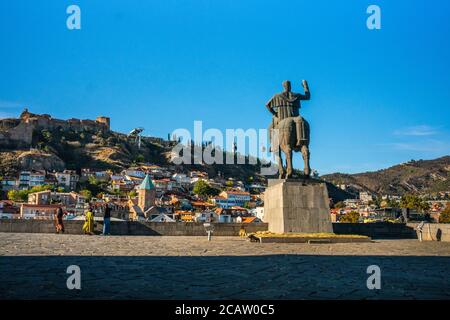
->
<box><xmin>266</xmin><ymin>80</ymin><xmax>311</xmax><ymax>179</ymax></box>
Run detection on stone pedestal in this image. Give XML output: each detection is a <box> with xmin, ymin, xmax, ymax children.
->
<box><xmin>264</xmin><ymin>179</ymin><xmax>333</xmax><ymax>234</ymax></box>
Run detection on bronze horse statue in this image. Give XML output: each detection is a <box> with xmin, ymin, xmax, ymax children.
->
<box><xmin>272</xmin><ymin>117</ymin><xmax>310</xmax><ymax>179</ymax></box>
<box><xmin>267</xmin><ymin>80</ymin><xmax>311</xmax><ymax>179</ymax></box>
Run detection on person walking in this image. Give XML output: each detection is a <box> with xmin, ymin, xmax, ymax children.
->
<box><xmin>55</xmin><ymin>207</ymin><xmax>65</xmax><ymax>234</ymax></box>
<box><xmin>103</xmin><ymin>204</ymin><xmax>111</xmax><ymax>235</ymax></box>
<box><xmin>82</xmin><ymin>206</ymin><xmax>94</xmax><ymax>235</ymax></box>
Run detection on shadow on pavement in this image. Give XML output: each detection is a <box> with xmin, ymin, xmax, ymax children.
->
<box><xmin>0</xmin><ymin>255</ymin><xmax>449</xmax><ymax>300</ymax></box>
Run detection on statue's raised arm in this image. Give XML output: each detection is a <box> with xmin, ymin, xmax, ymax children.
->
<box><xmin>300</xmin><ymin>80</ymin><xmax>310</xmax><ymax>100</ymax></box>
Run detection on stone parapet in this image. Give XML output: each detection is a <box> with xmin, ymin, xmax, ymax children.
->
<box><xmin>0</xmin><ymin>220</ymin><xmax>268</xmax><ymax>236</ymax></box>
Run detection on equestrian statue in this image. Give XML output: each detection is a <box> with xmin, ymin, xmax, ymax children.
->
<box><xmin>266</xmin><ymin>80</ymin><xmax>311</xmax><ymax>179</ymax></box>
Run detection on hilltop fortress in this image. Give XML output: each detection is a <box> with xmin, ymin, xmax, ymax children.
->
<box><xmin>0</xmin><ymin>109</ymin><xmax>110</xmax><ymax>148</ymax></box>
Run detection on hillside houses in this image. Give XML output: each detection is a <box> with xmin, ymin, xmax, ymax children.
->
<box><xmin>212</xmin><ymin>190</ymin><xmax>251</xmax><ymax>209</ymax></box>
<box><xmin>2</xmin><ymin>161</ymin><xmax>448</xmax><ymax>225</ymax></box>
<box><xmin>55</xmin><ymin>170</ymin><xmax>79</xmax><ymax>190</ymax></box>
<box><xmin>0</xmin><ymin>162</ymin><xmax>267</xmax><ymax>224</ymax></box>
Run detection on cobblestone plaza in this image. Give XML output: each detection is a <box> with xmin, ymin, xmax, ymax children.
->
<box><xmin>0</xmin><ymin>233</ymin><xmax>449</xmax><ymax>299</ymax></box>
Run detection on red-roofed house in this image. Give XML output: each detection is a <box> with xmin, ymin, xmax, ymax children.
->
<box><xmin>191</xmin><ymin>201</ymin><xmax>215</xmax><ymax>211</ymax></box>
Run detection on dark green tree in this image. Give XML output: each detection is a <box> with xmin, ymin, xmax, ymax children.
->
<box><xmin>193</xmin><ymin>180</ymin><xmax>220</xmax><ymax>197</ymax></box>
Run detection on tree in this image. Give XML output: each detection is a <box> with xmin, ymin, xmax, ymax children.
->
<box><xmin>334</xmin><ymin>201</ymin><xmax>345</xmax><ymax>209</ymax></box>
<box><xmin>7</xmin><ymin>185</ymin><xmax>54</xmax><ymax>202</ymax></box>
<box><xmin>79</xmin><ymin>189</ymin><xmax>92</xmax><ymax>201</ymax></box>
<box><xmin>243</xmin><ymin>201</ymin><xmax>253</xmax><ymax>209</ymax></box>
<box><xmin>400</xmin><ymin>194</ymin><xmax>430</xmax><ymax>213</ymax></box>
<box><xmin>339</xmin><ymin>211</ymin><xmax>360</xmax><ymax>223</ymax></box>
<box><xmin>439</xmin><ymin>203</ymin><xmax>450</xmax><ymax>223</ymax></box>
<box><xmin>421</xmin><ymin>201</ymin><xmax>431</xmax><ymax>212</ymax></box>
<box><xmin>41</xmin><ymin>129</ymin><xmax>52</xmax><ymax>142</ymax></box>
<box><xmin>81</xmin><ymin>176</ymin><xmax>109</xmax><ymax>197</ymax></box>
<box><xmin>129</xmin><ymin>190</ymin><xmax>137</xmax><ymax>198</ymax></box>
<box><xmin>88</xmin><ymin>175</ymin><xmax>99</xmax><ymax>186</ymax></box>
<box><xmin>135</xmin><ymin>154</ymin><xmax>145</xmax><ymax>163</ymax></box>
<box><xmin>31</xmin><ymin>185</ymin><xmax>54</xmax><ymax>192</ymax></box>
<box><xmin>193</xmin><ymin>179</ymin><xmax>210</xmax><ymax>196</ymax></box>
<box><xmin>368</xmin><ymin>197</ymin><xmax>381</xmax><ymax>208</ymax></box>
<box><xmin>8</xmin><ymin>190</ymin><xmax>24</xmax><ymax>202</ymax></box>
<box><xmin>193</xmin><ymin>180</ymin><xmax>219</xmax><ymax>197</ymax></box>
<box><xmin>386</xmin><ymin>198</ymin><xmax>400</xmax><ymax>208</ymax></box>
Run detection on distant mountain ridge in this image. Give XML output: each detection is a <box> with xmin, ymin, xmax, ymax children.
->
<box><xmin>321</xmin><ymin>156</ymin><xmax>450</xmax><ymax>196</ymax></box>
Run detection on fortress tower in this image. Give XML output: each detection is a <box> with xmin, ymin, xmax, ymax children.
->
<box><xmin>96</xmin><ymin>116</ymin><xmax>110</xmax><ymax>130</ymax></box>
<box><xmin>138</xmin><ymin>174</ymin><xmax>156</xmax><ymax>212</ymax></box>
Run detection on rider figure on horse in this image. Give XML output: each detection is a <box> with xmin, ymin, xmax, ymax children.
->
<box><xmin>266</xmin><ymin>80</ymin><xmax>311</xmax><ymax>178</ymax></box>
<box><xmin>266</xmin><ymin>80</ymin><xmax>310</xmax><ymax>152</ymax></box>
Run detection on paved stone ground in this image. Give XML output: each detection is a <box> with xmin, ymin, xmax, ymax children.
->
<box><xmin>0</xmin><ymin>233</ymin><xmax>449</xmax><ymax>299</ymax></box>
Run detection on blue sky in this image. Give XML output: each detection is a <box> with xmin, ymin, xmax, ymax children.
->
<box><xmin>0</xmin><ymin>0</ymin><xmax>449</xmax><ymax>174</ymax></box>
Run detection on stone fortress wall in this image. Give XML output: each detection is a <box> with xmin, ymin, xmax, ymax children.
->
<box><xmin>0</xmin><ymin>108</ymin><xmax>110</xmax><ymax>147</ymax></box>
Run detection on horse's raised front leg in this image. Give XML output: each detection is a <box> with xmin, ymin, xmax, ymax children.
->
<box><xmin>301</xmin><ymin>145</ymin><xmax>311</xmax><ymax>176</ymax></box>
